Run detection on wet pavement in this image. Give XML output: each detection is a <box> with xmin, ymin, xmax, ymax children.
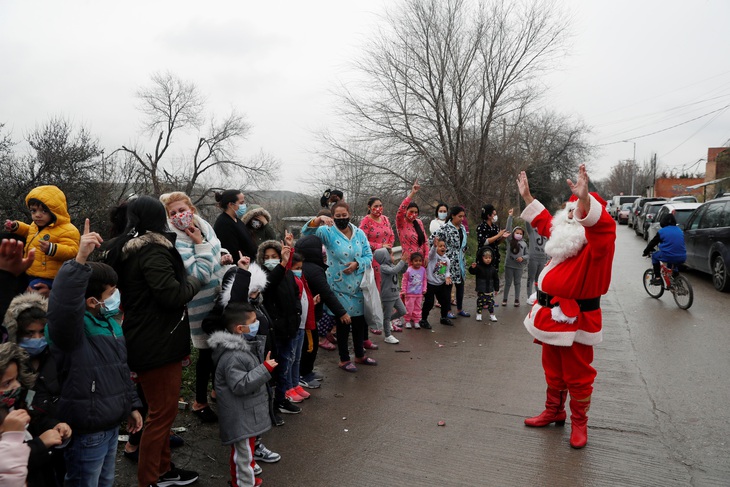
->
<box><xmin>115</xmin><ymin>227</ymin><xmax>730</xmax><ymax>486</ymax></box>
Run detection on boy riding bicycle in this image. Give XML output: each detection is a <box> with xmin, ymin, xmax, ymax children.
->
<box><xmin>642</xmin><ymin>213</ymin><xmax>686</xmax><ymax>285</ymax></box>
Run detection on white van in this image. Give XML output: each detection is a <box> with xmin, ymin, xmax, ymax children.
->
<box><xmin>610</xmin><ymin>195</ymin><xmax>640</xmax><ymax>218</ymax></box>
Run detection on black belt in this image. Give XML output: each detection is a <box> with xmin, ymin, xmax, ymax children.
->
<box><xmin>536</xmin><ymin>291</ymin><xmax>601</xmax><ymax>312</ymax></box>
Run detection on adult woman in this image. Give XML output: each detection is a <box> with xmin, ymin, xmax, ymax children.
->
<box><xmin>432</xmin><ymin>206</ymin><xmax>469</xmax><ymax>320</ymax></box>
<box><xmin>241</xmin><ymin>205</ymin><xmax>278</xmax><ymax>247</ymax></box>
<box><xmin>396</xmin><ymin>181</ymin><xmax>430</xmax><ymax>263</ymax></box>
<box><xmin>105</xmin><ymin>195</ymin><xmax>202</xmax><ymax>487</ymax></box>
<box><xmin>213</xmin><ymin>189</ymin><xmax>258</xmax><ymax>260</ymax></box>
<box><xmin>160</xmin><ymin>191</ymin><xmax>233</xmax><ymax>424</ymax></box>
<box><xmin>429</xmin><ymin>202</ymin><xmax>449</xmax><ymax>235</ymax></box>
<box><xmin>359</xmin><ymin>197</ymin><xmax>395</xmax><ymax>294</ymax></box>
<box><xmin>477</xmin><ymin>204</ymin><xmax>510</xmax><ymax>272</ymax></box>
<box><xmin>301</xmin><ymin>201</ymin><xmax>374</xmax><ymax>372</ymax></box>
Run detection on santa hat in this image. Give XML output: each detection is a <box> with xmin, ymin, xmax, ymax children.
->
<box><xmin>569</xmin><ymin>192</ymin><xmax>608</xmax><ymax>207</ymax></box>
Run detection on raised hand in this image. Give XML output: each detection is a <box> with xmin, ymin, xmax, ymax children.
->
<box><xmin>284</xmin><ymin>229</ymin><xmax>294</xmax><ymax>247</ymax></box>
<box><xmin>237</xmin><ymin>252</ymin><xmax>250</xmax><ymax>270</ymax></box>
<box><xmin>0</xmin><ymin>238</ymin><xmax>35</xmax><ymax>276</ymax></box>
<box><xmin>508</xmin><ymin>208</ymin><xmax>514</xmax><ymax>216</ymax></box>
<box><xmin>281</xmin><ymin>245</ymin><xmax>292</xmax><ymax>267</ymax></box>
<box><xmin>567</xmin><ymin>164</ymin><xmax>590</xmax><ymax>201</ymax></box>
<box><xmin>412</xmin><ymin>178</ymin><xmax>420</xmax><ymax>193</ymax></box>
<box><xmin>517</xmin><ymin>171</ymin><xmax>534</xmax><ymax>205</ymax></box>
<box><xmin>319</xmin><ymin>216</ymin><xmax>334</xmax><ymax>227</ymax></box>
<box><xmin>76</xmin><ymin>219</ymin><xmax>103</xmax><ymax>265</ymax></box>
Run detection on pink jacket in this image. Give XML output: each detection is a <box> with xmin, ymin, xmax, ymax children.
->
<box><xmin>0</xmin><ymin>431</ymin><xmax>30</xmax><ymax>486</ymax></box>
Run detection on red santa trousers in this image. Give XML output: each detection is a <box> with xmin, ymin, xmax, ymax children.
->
<box><xmin>541</xmin><ymin>342</ymin><xmax>596</xmax><ymax>399</ymax></box>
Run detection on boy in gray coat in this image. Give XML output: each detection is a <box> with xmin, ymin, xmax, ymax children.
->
<box><xmin>373</xmin><ymin>248</ymin><xmax>408</xmax><ymax>344</ymax></box>
<box><xmin>209</xmin><ymin>302</ymin><xmax>278</xmax><ymax>487</ymax></box>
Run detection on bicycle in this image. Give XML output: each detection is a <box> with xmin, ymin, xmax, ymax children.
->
<box><xmin>642</xmin><ymin>257</ymin><xmax>694</xmax><ymax>310</ymax></box>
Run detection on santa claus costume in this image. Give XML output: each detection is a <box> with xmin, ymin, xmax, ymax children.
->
<box><xmin>519</xmin><ymin>192</ymin><xmax>616</xmax><ymax>448</ymax></box>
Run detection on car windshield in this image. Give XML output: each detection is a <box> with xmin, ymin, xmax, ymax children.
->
<box><xmin>621</xmin><ymin>203</ymin><xmax>632</xmax><ymax>210</ymax></box>
<box><xmin>647</xmin><ymin>205</ymin><xmax>661</xmax><ymax>215</ymax></box>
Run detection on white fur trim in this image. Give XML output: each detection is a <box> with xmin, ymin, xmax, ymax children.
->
<box><xmin>208</xmin><ymin>330</ymin><xmax>253</xmax><ymax>351</ymax></box>
<box><xmin>523</xmin><ymin>304</ymin><xmax>603</xmax><ymax>346</ymax></box>
<box><xmin>575</xmin><ymin>194</ymin><xmax>602</xmax><ymax>228</ymax></box>
<box><xmin>551</xmin><ymin>304</ymin><xmax>577</xmax><ymax>324</ymax></box>
<box><xmin>248</xmin><ymin>263</ymin><xmax>268</xmax><ymax>293</ymax></box>
<box><xmin>520</xmin><ymin>199</ymin><xmax>546</xmax><ymax>224</ymax></box>
<box><xmin>527</xmin><ymin>292</ymin><xmax>537</xmax><ymax>306</ymax></box>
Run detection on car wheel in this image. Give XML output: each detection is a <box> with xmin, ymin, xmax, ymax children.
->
<box><xmin>712</xmin><ymin>254</ymin><xmax>730</xmax><ymax>292</ymax></box>
<box><xmin>643</xmin><ymin>225</ymin><xmax>648</xmax><ymax>240</ymax></box>
<box><xmin>635</xmin><ymin>222</ymin><xmax>640</xmax><ymax>236</ymax></box>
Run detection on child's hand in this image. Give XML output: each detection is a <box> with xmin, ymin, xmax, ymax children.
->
<box><xmin>281</xmin><ymin>245</ymin><xmax>292</xmax><ymax>266</ymax></box>
<box><xmin>28</xmin><ymin>282</ymin><xmax>51</xmax><ymax>298</ymax></box>
<box><xmin>127</xmin><ymin>410</ymin><xmax>143</xmax><ymax>434</ymax></box>
<box><xmin>412</xmin><ymin>179</ymin><xmax>420</xmax><ymax>193</ymax></box>
<box><xmin>445</xmin><ymin>277</ymin><xmax>452</xmax><ymax>285</ymax></box>
<box><xmin>265</xmin><ymin>351</ymin><xmax>278</xmax><ymax>369</ymax></box>
<box><xmin>40</xmin><ymin>428</ymin><xmax>63</xmax><ymax>448</ymax></box>
<box><xmin>76</xmin><ymin>219</ymin><xmax>103</xmax><ymax>265</ymax></box>
<box><xmin>38</xmin><ymin>239</ymin><xmax>51</xmax><ymax>254</ymax></box>
<box><xmin>502</xmin><ymin>231</ymin><xmax>511</xmax><ymax>239</ymax></box>
<box><xmin>284</xmin><ymin>229</ymin><xmax>294</xmax><ymax>247</ymax></box>
<box><xmin>0</xmin><ymin>239</ymin><xmax>35</xmax><ymax>277</ymax></box>
<box><xmin>401</xmin><ymin>251</ymin><xmax>409</xmax><ymax>262</ymax></box>
<box><xmin>237</xmin><ymin>252</ymin><xmax>250</xmax><ymax>270</ymax></box>
<box><xmin>517</xmin><ymin>257</ymin><xmax>523</xmax><ymax>263</ymax></box>
<box><xmin>1</xmin><ymin>409</ymin><xmax>30</xmax><ymax>432</ymax></box>
<box><xmin>508</xmin><ymin>208</ymin><xmax>514</xmax><ymax>216</ymax></box>
<box><xmin>54</xmin><ymin>422</ymin><xmax>72</xmax><ymax>440</ymax></box>
<box><xmin>313</xmin><ymin>294</ymin><xmax>321</xmax><ymax>305</ymax></box>
<box><xmin>220</xmin><ymin>253</ymin><xmax>234</xmax><ymax>266</ymax></box>
<box><xmin>4</xmin><ymin>219</ymin><xmax>15</xmax><ymax>232</ymax></box>
<box><xmin>471</xmin><ymin>262</ymin><xmax>477</xmax><ymax>268</ymax></box>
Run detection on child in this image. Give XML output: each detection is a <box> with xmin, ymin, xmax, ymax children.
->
<box><xmin>401</xmin><ymin>252</ymin><xmax>427</xmax><ymax>329</ymax></box>
<box><xmin>288</xmin><ymin>252</ymin><xmax>320</xmax><ymax>403</ymax></box>
<box><xmin>373</xmin><ymin>248</ymin><xmax>408</xmax><ymax>344</ymax></box>
<box><xmin>4</xmin><ymin>186</ymin><xmax>80</xmax><ymax>294</ymax></box>
<box><xmin>421</xmin><ymin>237</ymin><xmax>453</xmax><ymax>327</ymax></box>
<box><xmin>469</xmin><ymin>248</ymin><xmax>500</xmax><ymax>322</ymax></box>
<box><xmin>502</xmin><ymin>225</ymin><xmax>529</xmax><ymax>307</ymax></box>
<box><xmin>45</xmin><ymin>219</ymin><xmax>142</xmax><ymax>487</ymax></box>
<box><xmin>209</xmin><ymin>302</ymin><xmax>277</xmax><ymax>487</ymax></box>
<box><xmin>0</xmin><ymin>343</ymin><xmax>32</xmax><ymax>487</ymax></box>
<box><xmin>642</xmin><ymin>212</ymin><xmax>686</xmax><ymax>285</ymax></box>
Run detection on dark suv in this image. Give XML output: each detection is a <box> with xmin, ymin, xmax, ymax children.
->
<box><xmin>683</xmin><ymin>196</ymin><xmax>730</xmax><ymax>292</ymax></box>
<box><xmin>629</xmin><ymin>197</ymin><xmax>666</xmax><ymax>228</ymax></box>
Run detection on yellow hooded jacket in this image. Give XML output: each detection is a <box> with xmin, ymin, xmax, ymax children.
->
<box><xmin>13</xmin><ymin>185</ymin><xmax>80</xmax><ymax>279</ymax></box>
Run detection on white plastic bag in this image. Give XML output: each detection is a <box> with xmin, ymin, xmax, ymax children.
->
<box><xmin>360</xmin><ymin>267</ymin><xmax>384</xmax><ymax>329</ymax></box>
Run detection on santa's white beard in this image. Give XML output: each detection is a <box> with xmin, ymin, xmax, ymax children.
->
<box><xmin>544</xmin><ymin>206</ymin><xmax>587</xmax><ymax>264</ymax></box>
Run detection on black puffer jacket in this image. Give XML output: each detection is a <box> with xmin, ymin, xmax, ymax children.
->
<box><xmin>112</xmin><ymin>232</ymin><xmax>201</xmax><ymax>372</ymax></box>
<box><xmin>46</xmin><ymin>259</ymin><xmax>141</xmax><ymax>433</ymax></box>
<box><xmin>295</xmin><ymin>235</ymin><xmax>346</xmax><ymax>320</ymax></box>
<box><xmin>256</xmin><ymin>240</ymin><xmax>301</xmax><ymax>340</ymax></box>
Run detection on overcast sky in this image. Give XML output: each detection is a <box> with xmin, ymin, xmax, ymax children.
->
<box><xmin>1</xmin><ymin>0</ymin><xmax>728</xmax><ymax>194</ymax></box>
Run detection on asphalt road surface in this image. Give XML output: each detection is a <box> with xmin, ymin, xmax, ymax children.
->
<box><xmin>115</xmin><ymin>225</ymin><xmax>730</xmax><ymax>486</ymax></box>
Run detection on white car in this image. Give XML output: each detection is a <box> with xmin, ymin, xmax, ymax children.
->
<box><xmin>646</xmin><ymin>202</ymin><xmax>702</xmax><ymax>242</ymax></box>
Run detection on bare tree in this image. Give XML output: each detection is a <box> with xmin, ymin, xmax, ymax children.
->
<box><xmin>119</xmin><ymin>72</ymin><xmax>279</xmax><ymax>199</ymax></box>
<box><xmin>320</xmin><ymin>0</ymin><xmax>573</xmax><ymax>218</ymax></box>
<box><xmin>601</xmin><ymin>159</ymin><xmax>655</xmax><ymax>197</ymax></box>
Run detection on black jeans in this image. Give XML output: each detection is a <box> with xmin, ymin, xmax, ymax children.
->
<box><xmin>300</xmin><ymin>328</ymin><xmax>319</xmax><ymax>378</ymax></box>
<box><xmin>423</xmin><ymin>282</ymin><xmax>450</xmax><ymax>321</ymax></box>
<box><xmin>195</xmin><ymin>347</ymin><xmax>215</xmax><ymax>405</ymax></box>
<box><xmin>337</xmin><ymin>314</ymin><xmax>366</xmax><ymax>362</ymax></box>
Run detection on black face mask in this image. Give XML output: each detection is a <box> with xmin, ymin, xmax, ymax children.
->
<box><xmin>334</xmin><ymin>217</ymin><xmax>350</xmax><ymax>230</ymax></box>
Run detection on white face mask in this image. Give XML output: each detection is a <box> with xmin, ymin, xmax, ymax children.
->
<box><xmin>492</xmin><ymin>215</ymin><xmax>498</xmax><ymax>223</ymax></box>
<box><xmin>438</xmin><ymin>212</ymin><xmax>448</xmax><ymax>220</ymax></box>
<box><xmin>264</xmin><ymin>259</ymin><xmax>280</xmax><ymax>270</ymax></box>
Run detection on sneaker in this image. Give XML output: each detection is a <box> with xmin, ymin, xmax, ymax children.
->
<box><xmin>514</xmin><ymin>301</ymin><xmax>520</xmax><ymax>307</ymax></box>
<box><xmin>446</xmin><ymin>312</ymin><xmax>456</xmax><ymax>319</ymax></box>
<box><xmin>299</xmin><ymin>378</ymin><xmax>321</xmax><ymax>389</ymax></box>
<box><xmin>476</xmin><ymin>313</ymin><xmax>482</xmax><ymax>321</ymax></box>
<box><xmin>158</xmin><ymin>465</ymin><xmax>199</xmax><ymax>486</ymax></box>
<box><xmin>414</xmin><ymin>321</ymin><xmax>421</xmax><ymax>329</ymax></box>
<box><xmin>384</xmin><ymin>335</ymin><xmax>399</xmax><ymax>344</ymax></box>
<box><xmin>458</xmin><ymin>310</ymin><xmax>471</xmax><ymax>317</ymax></box>
<box><xmin>286</xmin><ymin>389</ymin><xmax>304</xmax><ymax>403</ymax></box>
<box><xmin>440</xmin><ymin>318</ymin><xmax>454</xmax><ymax>326</ymax></box>
<box><xmin>419</xmin><ymin>320</ymin><xmax>432</xmax><ymax>329</ymax></box>
<box><xmin>276</xmin><ymin>399</ymin><xmax>301</xmax><ymax>414</ymax></box>
<box><xmin>294</xmin><ymin>385</ymin><xmax>311</xmax><ymax>399</ymax></box>
<box><xmin>363</xmin><ymin>339</ymin><xmax>379</xmax><ymax>350</ymax></box>
<box><xmin>370</xmin><ymin>328</ymin><xmax>383</xmax><ymax>335</ymax></box>
<box><xmin>169</xmin><ymin>433</ymin><xmax>185</xmax><ymax>449</ymax></box>
<box><xmin>501</xmin><ymin>300</ymin><xmax>507</xmax><ymax>306</ymax></box>
<box><xmin>405</xmin><ymin>322</ymin><xmax>412</xmax><ymax>329</ymax></box>
<box><xmin>254</xmin><ymin>444</ymin><xmax>281</xmax><ymax>463</ymax></box>
<box><xmin>254</xmin><ymin>463</ymin><xmax>263</xmax><ymax>475</ymax></box>
<box><xmin>310</xmin><ymin>370</ymin><xmax>325</xmax><ymax>381</ymax></box>
<box><xmin>273</xmin><ymin>413</ymin><xmax>285</xmax><ymax>426</ymax></box>
<box><xmin>650</xmin><ymin>277</ymin><xmax>662</xmax><ymax>286</ymax></box>
<box><xmin>490</xmin><ymin>314</ymin><xmax>498</xmax><ymax>322</ymax></box>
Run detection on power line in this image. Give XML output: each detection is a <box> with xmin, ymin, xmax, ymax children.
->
<box><xmin>659</xmin><ymin>106</ymin><xmax>730</xmax><ymax>158</ymax></box>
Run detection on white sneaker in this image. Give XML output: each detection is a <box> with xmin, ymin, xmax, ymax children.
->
<box><xmin>405</xmin><ymin>322</ymin><xmax>412</xmax><ymax>329</ymax></box>
<box><xmin>476</xmin><ymin>313</ymin><xmax>482</xmax><ymax>321</ymax></box>
<box><xmin>414</xmin><ymin>321</ymin><xmax>421</xmax><ymax>329</ymax></box>
<box><xmin>384</xmin><ymin>335</ymin><xmax>399</xmax><ymax>344</ymax></box>
<box><xmin>490</xmin><ymin>314</ymin><xmax>498</xmax><ymax>322</ymax></box>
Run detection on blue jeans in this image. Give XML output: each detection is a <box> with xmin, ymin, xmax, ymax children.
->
<box><xmin>289</xmin><ymin>329</ymin><xmax>305</xmax><ymax>390</ymax></box>
<box><xmin>64</xmin><ymin>426</ymin><xmax>119</xmax><ymax>487</ymax></box>
<box><xmin>275</xmin><ymin>336</ymin><xmax>295</xmax><ymax>402</ymax></box>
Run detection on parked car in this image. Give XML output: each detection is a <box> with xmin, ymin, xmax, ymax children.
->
<box><xmin>683</xmin><ymin>196</ymin><xmax>730</xmax><ymax>291</ymax></box>
<box><xmin>646</xmin><ymin>202</ymin><xmax>701</xmax><ymax>242</ymax></box>
<box><xmin>606</xmin><ymin>201</ymin><xmax>615</xmax><ymax>217</ymax></box>
<box><xmin>629</xmin><ymin>197</ymin><xmax>666</xmax><ymax>228</ymax></box>
<box><xmin>617</xmin><ymin>203</ymin><xmax>633</xmax><ymax>225</ymax></box>
<box><xmin>669</xmin><ymin>195</ymin><xmax>698</xmax><ymax>203</ymax></box>
<box><xmin>635</xmin><ymin>201</ymin><xmax>665</xmax><ymax>239</ymax></box>
<box><xmin>611</xmin><ymin>195</ymin><xmax>640</xmax><ymax>219</ymax></box>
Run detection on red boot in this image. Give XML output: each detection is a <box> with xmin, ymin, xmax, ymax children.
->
<box><xmin>524</xmin><ymin>387</ymin><xmax>567</xmax><ymax>427</ymax></box>
<box><xmin>569</xmin><ymin>396</ymin><xmax>591</xmax><ymax>449</ymax></box>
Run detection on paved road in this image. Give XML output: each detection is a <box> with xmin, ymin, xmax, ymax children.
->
<box><xmin>115</xmin><ymin>225</ymin><xmax>730</xmax><ymax>486</ymax></box>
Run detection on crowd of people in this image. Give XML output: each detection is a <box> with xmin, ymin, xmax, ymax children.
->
<box><xmin>0</xmin><ymin>166</ymin><xmax>617</xmax><ymax>486</ymax></box>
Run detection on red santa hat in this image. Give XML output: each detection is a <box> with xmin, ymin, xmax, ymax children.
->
<box><xmin>569</xmin><ymin>192</ymin><xmax>608</xmax><ymax>207</ymax></box>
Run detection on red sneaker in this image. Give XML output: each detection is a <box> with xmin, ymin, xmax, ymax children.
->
<box><xmin>286</xmin><ymin>389</ymin><xmax>304</xmax><ymax>403</ymax></box>
<box><xmin>294</xmin><ymin>385</ymin><xmax>311</xmax><ymax>399</ymax></box>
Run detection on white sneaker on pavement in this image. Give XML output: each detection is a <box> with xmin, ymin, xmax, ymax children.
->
<box><xmin>490</xmin><ymin>314</ymin><xmax>498</xmax><ymax>322</ymax></box>
<box><xmin>476</xmin><ymin>313</ymin><xmax>482</xmax><ymax>321</ymax></box>
<box><xmin>384</xmin><ymin>335</ymin><xmax>400</xmax><ymax>344</ymax></box>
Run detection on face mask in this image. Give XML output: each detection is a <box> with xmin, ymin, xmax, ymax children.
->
<box><xmin>20</xmin><ymin>337</ymin><xmax>47</xmax><ymax>357</ymax></box>
<box><xmin>250</xmin><ymin>219</ymin><xmax>263</xmax><ymax>229</ymax></box>
<box><xmin>244</xmin><ymin>320</ymin><xmax>260</xmax><ymax>338</ymax></box>
<box><xmin>291</xmin><ymin>269</ymin><xmax>302</xmax><ymax>278</ymax></box>
<box><xmin>492</xmin><ymin>215</ymin><xmax>498</xmax><ymax>223</ymax></box>
<box><xmin>370</xmin><ymin>207</ymin><xmax>383</xmax><ymax>218</ymax></box>
<box><xmin>100</xmin><ymin>289</ymin><xmax>121</xmax><ymax>318</ymax></box>
<box><xmin>264</xmin><ymin>259</ymin><xmax>280</xmax><ymax>270</ymax></box>
<box><xmin>0</xmin><ymin>387</ymin><xmax>21</xmax><ymax>409</ymax></box>
<box><xmin>170</xmin><ymin>211</ymin><xmax>194</xmax><ymax>231</ymax></box>
<box><xmin>406</xmin><ymin>213</ymin><xmax>417</xmax><ymax>222</ymax></box>
<box><xmin>438</xmin><ymin>212</ymin><xmax>448</xmax><ymax>220</ymax></box>
<box><xmin>514</xmin><ymin>234</ymin><xmax>523</xmax><ymax>241</ymax></box>
<box><xmin>235</xmin><ymin>204</ymin><xmax>247</xmax><ymax>219</ymax></box>
<box><xmin>334</xmin><ymin>217</ymin><xmax>350</xmax><ymax>230</ymax></box>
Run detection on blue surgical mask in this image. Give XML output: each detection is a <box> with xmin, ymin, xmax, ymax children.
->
<box><xmin>264</xmin><ymin>259</ymin><xmax>280</xmax><ymax>270</ymax></box>
<box><xmin>291</xmin><ymin>269</ymin><xmax>302</xmax><ymax>278</ymax></box>
<box><xmin>244</xmin><ymin>320</ymin><xmax>260</xmax><ymax>338</ymax></box>
<box><xmin>20</xmin><ymin>337</ymin><xmax>48</xmax><ymax>357</ymax></box>
<box><xmin>438</xmin><ymin>212</ymin><xmax>448</xmax><ymax>220</ymax></box>
<box><xmin>100</xmin><ymin>289</ymin><xmax>121</xmax><ymax>318</ymax></box>
<box><xmin>235</xmin><ymin>204</ymin><xmax>247</xmax><ymax>219</ymax></box>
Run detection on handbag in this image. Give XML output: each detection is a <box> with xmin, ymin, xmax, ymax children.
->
<box><xmin>360</xmin><ymin>267</ymin><xmax>384</xmax><ymax>328</ymax></box>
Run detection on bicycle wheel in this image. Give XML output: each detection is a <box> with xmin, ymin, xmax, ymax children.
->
<box><xmin>643</xmin><ymin>269</ymin><xmax>664</xmax><ymax>298</ymax></box>
<box><xmin>672</xmin><ymin>275</ymin><xmax>693</xmax><ymax>310</ymax></box>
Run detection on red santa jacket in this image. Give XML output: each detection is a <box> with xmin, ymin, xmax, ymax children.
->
<box><xmin>520</xmin><ymin>195</ymin><xmax>616</xmax><ymax>346</ymax></box>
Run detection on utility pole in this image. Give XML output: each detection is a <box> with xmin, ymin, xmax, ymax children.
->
<box><xmin>629</xmin><ymin>141</ymin><xmax>636</xmax><ymax>194</ymax></box>
<box><xmin>651</xmin><ymin>153</ymin><xmax>657</xmax><ymax>197</ymax></box>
